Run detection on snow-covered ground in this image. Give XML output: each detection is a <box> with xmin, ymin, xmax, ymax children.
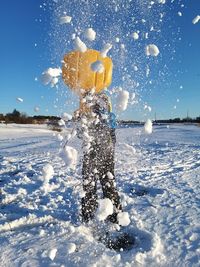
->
<box><xmin>0</xmin><ymin>123</ymin><xmax>200</xmax><ymax>267</ymax></box>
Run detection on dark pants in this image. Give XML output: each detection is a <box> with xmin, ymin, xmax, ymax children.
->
<box><xmin>81</xmin><ymin>142</ymin><xmax>122</xmax><ymax>222</ymax></box>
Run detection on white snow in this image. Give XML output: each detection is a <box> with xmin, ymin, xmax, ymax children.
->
<box><xmin>59</xmin><ymin>15</ymin><xmax>72</xmax><ymax>24</ymax></box>
<box><xmin>48</xmin><ymin>248</ymin><xmax>57</xmax><ymax>261</ymax></box>
<box><xmin>100</xmin><ymin>43</ymin><xmax>112</xmax><ymax>58</ymax></box>
<box><xmin>96</xmin><ymin>198</ymin><xmax>114</xmax><ymax>221</ymax></box>
<box><xmin>90</xmin><ymin>60</ymin><xmax>104</xmax><ymax>73</ymax></box>
<box><xmin>41</xmin><ymin>67</ymin><xmax>62</xmax><ymax>87</ymax></box>
<box><xmin>42</xmin><ymin>163</ymin><xmax>54</xmax><ymax>182</ymax></box>
<box><xmin>84</xmin><ymin>28</ymin><xmax>96</xmax><ymax>41</ymax></box>
<box><xmin>132</xmin><ymin>32</ymin><xmax>139</xmax><ymax>40</ymax></box>
<box><xmin>117</xmin><ymin>212</ymin><xmax>130</xmax><ymax>226</ymax></box>
<box><xmin>178</xmin><ymin>12</ymin><xmax>182</xmax><ymax>17</ymax></box>
<box><xmin>16</xmin><ymin>97</ymin><xmax>23</xmax><ymax>103</ymax></box>
<box><xmin>60</xmin><ymin>145</ymin><xmax>78</xmax><ymax>169</ymax></box>
<box><xmin>74</xmin><ymin>37</ymin><xmax>87</xmax><ymax>52</ymax></box>
<box><xmin>34</xmin><ymin>106</ymin><xmax>40</xmax><ymax>112</ymax></box>
<box><xmin>158</xmin><ymin>0</ymin><xmax>166</xmax><ymax>4</ymax></box>
<box><xmin>116</xmin><ymin>90</ymin><xmax>129</xmax><ymax>111</ymax></box>
<box><xmin>61</xmin><ymin>112</ymin><xmax>72</xmax><ymax>121</ymax></box>
<box><xmin>145</xmin><ymin>44</ymin><xmax>160</xmax><ymax>57</ymax></box>
<box><xmin>144</xmin><ymin>119</ymin><xmax>153</xmax><ymax>134</ymax></box>
<box><xmin>66</xmin><ymin>243</ymin><xmax>76</xmax><ymax>254</ymax></box>
<box><xmin>192</xmin><ymin>15</ymin><xmax>200</xmax><ymax>25</ymax></box>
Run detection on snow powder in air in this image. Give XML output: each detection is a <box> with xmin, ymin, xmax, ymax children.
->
<box><xmin>192</xmin><ymin>15</ymin><xmax>200</xmax><ymax>25</ymax></box>
<box><xmin>84</xmin><ymin>28</ymin><xmax>96</xmax><ymax>41</ymax></box>
<box><xmin>74</xmin><ymin>37</ymin><xmax>87</xmax><ymax>53</ymax></box>
<box><xmin>100</xmin><ymin>43</ymin><xmax>112</xmax><ymax>58</ymax></box>
<box><xmin>145</xmin><ymin>44</ymin><xmax>160</xmax><ymax>57</ymax></box>
<box><xmin>117</xmin><ymin>212</ymin><xmax>131</xmax><ymax>226</ymax></box>
<box><xmin>59</xmin><ymin>15</ymin><xmax>72</xmax><ymax>24</ymax></box>
<box><xmin>90</xmin><ymin>60</ymin><xmax>104</xmax><ymax>73</ymax></box>
<box><xmin>96</xmin><ymin>198</ymin><xmax>114</xmax><ymax>221</ymax></box>
<box><xmin>60</xmin><ymin>146</ymin><xmax>78</xmax><ymax>169</ymax></box>
<box><xmin>144</xmin><ymin>119</ymin><xmax>153</xmax><ymax>134</ymax></box>
<box><xmin>116</xmin><ymin>90</ymin><xmax>129</xmax><ymax>111</ymax></box>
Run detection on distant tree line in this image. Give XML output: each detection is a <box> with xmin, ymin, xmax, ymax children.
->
<box><xmin>0</xmin><ymin>109</ymin><xmax>60</xmax><ymax>124</ymax></box>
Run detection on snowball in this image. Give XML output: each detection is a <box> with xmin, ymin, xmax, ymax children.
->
<box><xmin>100</xmin><ymin>43</ymin><xmax>112</xmax><ymax>58</ymax></box>
<box><xmin>144</xmin><ymin>119</ymin><xmax>153</xmax><ymax>134</ymax></box>
<box><xmin>74</xmin><ymin>37</ymin><xmax>87</xmax><ymax>53</ymax></box>
<box><xmin>16</xmin><ymin>97</ymin><xmax>23</xmax><ymax>103</ymax></box>
<box><xmin>48</xmin><ymin>248</ymin><xmax>57</xmax><ymax>261</ymax></box>
<box><xmin>84</xmin><ymin>28</ymin><xmax>96</xmax><ymax>41</ymax></box>
<box><xmin>132</xmin><ymin>32</ymin><xmax>139</xmax><ymax>40</ymax></box>
<box><xmin>42</xmin><ymin>164</ymin><xmax>54</xmax><ymax>182</ymax></box>
<box><xmin>59</xmin><ymin>15</ymin><xmax>72</xmax><ymax>24</ymax></box>
<box><xmin>66</xmin><ymin>243</ymin><xmax>76</xmax><ymax>254</ymax></box>
<box><xmin>116</xmin><ymin>90</ymin><xmax>129</xmax><ymax>111</ymax></box>
<box><xmin>145</xmin><ymin>44</ymin><xmax>160</xmax><ymax>57</ymax></box>
<box><xmin>117</xmin><ymin>212</ymin><xmax>130</xmax><ymax>226</ymax></box>
<box><xmin>90</xmin><ymin>60</ymin><xmax>104</xmax><ymax>73</ymax></box>
<box><xmin>41</xmin><ymin>67</ymin><xmax>61</xmax><ymax>87</ymax></box>
<box><xmin>60</xmin><ymin>146</ymin><xmax>78</xmax><ymax>169</ymax></box>
<box><xmin>96</xmin><ymin>198</ymin><xmax>113</xmax><ymax>221</ymax></box>
<box><xmin>192</xmin><ymin>15</ymin><xmax>200</xmax><ymax>25</ymax></box>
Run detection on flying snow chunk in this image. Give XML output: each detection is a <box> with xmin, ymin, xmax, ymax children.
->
<box><xmin>84</xmin><ymin>28</ymin><xmax>96</xmax><ymax>41</ymax></box>
<box><xmin>132</xmin><ymin>32</ymin><xmax>139</xmax><ymax>40</ymax></box>
<box><xmin>59</xmin><ymin>15</ymin><xmax>72</xmax><ymax>24</ymax></box>
<box><xmin>16</xmin><ymin>97</ymin><xmax>23</xmax><ymax>103</ymax></box>
<box><xmin>158</xmin><ymin>0</ymin><xmax>166</xmax><ymax>4</ymax></box>
<box><xmin>144</xmin><ymin>119</ymin><xmax>153</xmax><ymax>134</ymax></box>
<box><xmin>178</xmin><ymin>12</ymin><xmax>182</xmax><ymax>17</ymax></box>
<box><xmin>145</xmin><ymin>44</ymin><xmax>159</xmax><ymax>57</ymax></box>
<box><xmin>61</xmin><ymin>112</ymin><xmax>72</xmax><ymax>121</ymax></box>
<box><xmin>60</xmin><ymin>146</ymin><xmax>78</xmax><ymax>170</ymax></box>
<box><xmin>90</xmin><ymin>60</ymin><xmax>104</xmax><ymax>73</ymax></box>
<box><xmin>34</xmin><ymin>106</ymin><xmax>40</xmax><ymax>112</ymax></box>
<box><xmin>66</xmin><ymin>243</ymin><xmax>76</xmax><ymax>254</ymax></box>
<box><xmin>117</xmin><ymin>212</ymin><xmax>131</xmax><ymax>226</ymax></box>
<box><xmin>116</xmin><ymin>90</ymin><xmax>129</xmax><ymax>111</ymax></box>
<box><xmin>42</xmin><ymin>163</ymin><xmax>54</xmax><ymax>182</ymax></box>
<box><xmin>192</xmin><ymin>15</ymin><xmax>200</xmax><ymax>25</ymax></box>
<box><xmin>100</xmin><ymin>43</ymin><xmax>112</xmax><ymax>58</ymax></box>
<box><xmin>48</xmin><ymin>248</ymin><xmax>57</xmax><ymax>261</ymax></box>
<box><xmin>41</xmin><ymin>67</ymin><xmax>61</xmax><ymax>87</ymax></box>
<box><xmin>96</xmin><ymin>198</ymin><xmax>113</xmax><ymax>221</ymax></box>
<box><xmin>74</xmin><ymin>37</ymin><xmax>87</xmax><ymax>53</ymax></box>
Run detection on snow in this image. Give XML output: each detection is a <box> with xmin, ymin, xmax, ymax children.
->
<box><xmin>42</xmin><ymin>163</ymin><xmax>54</xmax><ymax>182</ymax></box>
<box><xmin>0</xmin><ymin>123</ymin><xmax>200</xmax><ymax>266</ymax></box>
<box><xmin>84</xmin><ymin>28</ymin><xmax>96</xmax><ymax>41</ymax></box>
<box><xmin>59</xmin><ymin>15</ymin><xmax>72</xmax><ymax>24</ymax></box>
<box><xmin>48</xmin><ymin>248</ymin><xmax>57</xmax><ymax>261</ymax></box>
<box><xmin>96</xmin><ymin>198</ymin><xmax>114</xmax><ymax>221</ymax></box>
<box><xmin>16</xmin><ymin>97</ymin><xmax>23</xmax><ymax>103</ymax></box>
<box><xmin>178</xmin><ymin>12</ymin><xmax>182</xmax><ymax>17</ymax></box>
<box><xmin>192</xmin><ymin>15</ymin><xmax>200</xmax><ymax>25</ymax></box>
<box><xmin>60</xmin><ymin>145</ymin><xmax>78</xmax><ymax>169</ymax></box>
<box><xmin>145</xmin><ymin>44</ymin><xmax>160</xmax><ymax>57</ymax></box>
<box><xmin>117</xmin><ymin>212</ymin><xmax>131</xmax><ymax>226</ymax></box>
<box><xmin>74</xmin><ymin>37</ymin><xmax>87</xmax><ymax>52</ymax></box>
<box><xmin>132</xmin><ymin>32</ymin><xmax>139</xmax><ymax>40</ymax></box>
<box><xmin>34</xmin><ymin>106</ymin><xmax>40</xmax><ymax>112</ymax></box>
<box><xmin>158</xmin><ymin>0</ymin><xmax>166</xmax><ymax>4</ymax></box>
<box><xmin>144</xmin><ymin>119</ymin><xmax>153</xmax><ymax>134</ymax></box>
<box><xmin>116</xmin><ymin>89</ymin><xmax>129</xmax><ymax>111</ymax></box>
<box><xmin>100</xmin><ymin>43</ymin><xmax>112</xmax><ymax>58</ymax></box>
<box><xmin>41</xmin><ymin>67</ymin><xmax>62</xmax><ymax>87</ymax></box>
<box><xmin>90</xmin><ymin>60</ymin><xmax>104</xmax><ymax>73</ymax></box>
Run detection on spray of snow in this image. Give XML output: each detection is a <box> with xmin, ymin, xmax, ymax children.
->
<box><xmin>192</xmin><ymin>15</ymin><xmax>200</xmax><ymax>25</ymax></box>
<box><xmin>90</xmin><ymin>60</ymin><xmax>104</xmax><ymax>73</ymax></box>
<box><xmin>145</xmin><ymin>44</ymin><xmax>160</xmax><ymax>57</ymax></box>
<box><xmin>60</xmin><ymin>146</ymin><xmax>78</xmax><ymax>169</ymax></box>
<box><xmin>100</xmin><ymin>43</ymin><xmax>112</xmax><ymax>58</ymax></box>
<box><xmin>59</xmin><ymin>15</ymin><xmax>72</xmax><ymax>24</ymax></box>
<box><xmin>116</xmin><ymin>90</ymin><xmax>129</xmax><ymax>111</ymax></box>
<box><xmin>84</xmin><ymin>28</ymin><xmax>96</xmax><ymax>41</ymax></box>
<box><xmin>117</xmin><ymin>212</ymin><xmax>131</xmax><ymax>226</ymax></box>
<box><xmin>144</xmin><ymin>119</ymin><xmax>153</xmax><ymax>134</ymax></box>
<box><xmin>74</xmin><ymin>37</ymin><xmax>87</xmax><ymax>52</ymax></box>
<box><xmin>96</xmin><ymin>198</ymin><xmax>113</xmax><ymax>221</ymax></box>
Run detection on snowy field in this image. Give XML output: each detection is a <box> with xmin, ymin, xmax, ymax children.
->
<box><xmin>0</xmin><ymin>123</ymin><xmax>200</xmax><ymax>267</ymax></box>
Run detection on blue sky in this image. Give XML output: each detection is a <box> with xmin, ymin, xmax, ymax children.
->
<box><xmin>0</xmin><ymin>0</ymin><xmax>199</xmax><ymax>120</ymax></box>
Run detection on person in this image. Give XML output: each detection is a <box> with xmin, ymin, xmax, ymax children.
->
<box><xmin>75</xmin><ymin>92</ymin><xmax>122</xmax><ymax>223</ymax></box>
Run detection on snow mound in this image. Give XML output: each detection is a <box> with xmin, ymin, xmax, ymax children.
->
<box><xmin>100</xmin><ymin>43</ymin><xmax>112</xmax><ymax>58</ymax></box>
<box><xmin>145</xmin><ymin>44</ymin><xmax>160</xmax><ymax>57</ymax></box>
<box><xmin>84</xmin><ymin>28</ymin><xmax>96</xmax><ymax>41</ymax></box>
<box><xmin>90</xmin><ymin>60</ymin><xmax>104</xmax><ymax>73</ymax></box>
<box><xmin>144</xmin><ymin>119</ymin><xmax>153</xmax><ymax>134</ymax></box>
<box><xmin>117</xmin><ymin>212</ymin><xmax>130</xmax><ymax>226</ymax></box>
<box><xmin>59</xmin><ymin>15</ymin><xmax>72</xmax><ymax>24</ymax></box>
<box><xmin>96</xmin><ymin>198</ymin><xmax>113</xmax><ymax>221</ymax></box>
<box><xmin>116</xmin><ymin>90</ymin><xmax>129</xmax><ymax>111</ymax></box>
<box><xmin>74</xmin><ymin>37</ymin><xmax>87</xmax><ymax>52</ymax></box>
<box><xmin>60</xmin><ymin>145</ymin><xmax>78</xmax><ymax>169</ymax></box>
<box><xmin>192</xmin><ymin>15</ymin><xmax>200</xmax><ymax>25</ymax></box>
